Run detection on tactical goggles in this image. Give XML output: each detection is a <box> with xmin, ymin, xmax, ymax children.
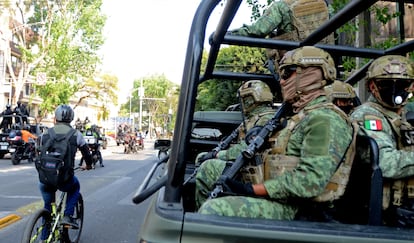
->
<box><xmin>280</xmin><ymin>66</ymin><xmax>297</xmax><ymax>80</ymax></box>
<box><xmin>375</xmin><ymin>79</ymin><xmax>414</xmax><ymax>92</ymax></box>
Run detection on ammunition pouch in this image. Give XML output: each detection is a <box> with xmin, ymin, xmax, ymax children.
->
<box><xmin>241</xmin><ymin>155</ymin><xmax>264</xmax><ymax>184</ymax></box>
<box><xmin>383</xmin><ymin>177</ymin><xmax>414</xmax><ymax>227</ymax></box>
<box><xmin>263</xmin><ymin>151</ymin><xmax>299</xmax><ymax>180</ymax></box>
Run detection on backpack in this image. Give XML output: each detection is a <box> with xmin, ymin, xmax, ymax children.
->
<box><xmin>36</xmin><ymin>128</ymin><xmax>76</xmax><ymax>187</ymax></box>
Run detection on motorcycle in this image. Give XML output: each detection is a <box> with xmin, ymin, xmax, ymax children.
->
<box><xmin>79</xmin><ymin>135</ymin><xmax>103</xmax><ymax>168</ymax></box>
<box><xmin>124</xmin><ymin>134</ymin><xmax>139</xmax><ymax>154</ymax></box>
<box><xmin>8</xmin><ymin>131</ymin><xmax>37</xmax><ymax>165</ymax></box>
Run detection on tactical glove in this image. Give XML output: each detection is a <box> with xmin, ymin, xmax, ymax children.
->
<box><xmin>223</xmin><ymin>178</ymin><xmax>255</xmax><ymax>196</ymax></box>
<box><xmin>197</xmin><ymin>151</ymin><xmax>217</xmax><ymax>164</ymax></box>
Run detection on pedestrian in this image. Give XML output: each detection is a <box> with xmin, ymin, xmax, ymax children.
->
<box><xmin>37</xmin><ymin>105</ymin><xmax>93</xmax><ymax>233</ymax></box>
<box><xmin>349</xmin><ymin>55</ymin><xmax>414</xmax><ymax>227</ymax></box>
<box><xmin>197</xmin><ymin>46</ymin><xmax>354</xmax><ymax>221</ymax></box>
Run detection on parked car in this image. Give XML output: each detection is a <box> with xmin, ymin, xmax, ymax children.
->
<box><xmin>133</xmin><ymin>0</ymin><xmax>414</xmax><ymax>242</ymax></box>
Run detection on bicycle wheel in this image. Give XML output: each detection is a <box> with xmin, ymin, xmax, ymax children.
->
<box><xmin>62</xmin><ymin>193</ymin><xmax>84</xmax><ymax>243</ymax></box>
<box><xmin>21</xmin><ymin>208</ymin><xmax>52</xmax><ymax>243</ymax></box>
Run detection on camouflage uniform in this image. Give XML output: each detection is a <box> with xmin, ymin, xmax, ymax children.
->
<box><xmin>351</xmin><ymin>97</ymin><xmax>414</xmax><ymax>178</ymax></box>
<box><xmin>350</xmin><ymin>55</ymin><xmax>414</xmax><ymax>227</ymax></box>
<box><xmin>350</xmin><ymin>55</ymin><xmax>414</xmax><ymax>179</ymax></box>
<box><xmin>195</xmin><ymin>80</ymin><xmax>276</xmax><ymax>208</ymax></box>
<box><xmin>198</xmin><ymin>47</ymin><xmax>353</xmax><ymax>220</ymax></box>
<box><xmin>231</xmin><ymin>1</ymin><xmax>294</xmax><ymax>37</ymax></box>
<box><xmin>230</xmin><ymin>0</ymin><xmax>332</xmax><ymax>64</ymax></box>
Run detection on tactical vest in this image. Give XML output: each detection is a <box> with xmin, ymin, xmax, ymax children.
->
<box><xmin>263</xmin><ymin>103</ymin><xmax>358</xmax><ymax>202</ymax></box>
<box><xmin>240</xmin><ymin>110</ymin><xmax>276</xmax><ymax>184</ymax></box>
<box><xmin>365</xmin><ymin>102</ymin><xmax>414</xmax><ymax>210</ymax></box>
<box><xmin>266</xmin><ymin>0</ymin><xmax>334</xmax><ymax>62</ymax></box>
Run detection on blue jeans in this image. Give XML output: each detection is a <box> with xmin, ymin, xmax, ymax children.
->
<box><xmin>39</xmin><ymin>176</ymin><xmax>80</xmax><ymax>216</ymax></box>
<box><xmin>39</xmin><ymin>176</ymin><xmax>80</xmax><ymax>240</ymax></box>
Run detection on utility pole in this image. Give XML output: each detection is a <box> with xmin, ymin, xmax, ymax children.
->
<box><xmin>139</xmin><ymin>79</ymin><xmax>143</xmax><ymax>131</ymax></box>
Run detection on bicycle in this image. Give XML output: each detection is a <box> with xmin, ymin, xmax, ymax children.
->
<box><xmin>21</xmin><ymin>179</ymin><xmax>84</xmax><ymax>242</ymax></box>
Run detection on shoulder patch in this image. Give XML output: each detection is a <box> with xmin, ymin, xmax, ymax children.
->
<box><xmin>363</xmin><ymin>114</ymin><xmax>383</xmax><ymax>131</ymax></box>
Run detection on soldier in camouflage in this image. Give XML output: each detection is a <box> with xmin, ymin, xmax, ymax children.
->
<box><xmin>197</xmin><ymin>46</ymin><xmax>354</xmax><ymax>220</ymax></box>
<box><xmin>195</xmin><ymin>80</ymin><xmax>276</xmax><ymax>208</ymax></box>
<box><xmin>350</xmin><ymin>55</ymin><xmax>414</xmax><ymax>227</ymax></box>
<box><xmin>325</xmin><ymin>80</ymin><xmax>359</xmax><ymax>114</ymax></box>
<box><xmin>229</xmin><ymin>0</ymin><xmax>331</xmax><ymax>65</ymax></box>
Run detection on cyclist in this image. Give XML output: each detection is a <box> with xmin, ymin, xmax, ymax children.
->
<box><xmin>38</xmin><ymin>105</ymin><xmax>93</xmax><ymax>234</ymax></box>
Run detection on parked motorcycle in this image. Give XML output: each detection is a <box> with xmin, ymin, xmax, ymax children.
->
<box><xmin>79</xmin><ymin>135</ymin><xmax>103</xmax><ymax>168</ymax></box>
<box><xmin>8</xmin><ymin>131</ymin><xmax>37</xmax><ymax>165</ymax></box>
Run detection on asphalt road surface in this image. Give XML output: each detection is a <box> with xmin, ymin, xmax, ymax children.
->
<box><xmin>0</xmin><ymin>139</ymin><xmax>159</xmax><ymax>243</ymax></box>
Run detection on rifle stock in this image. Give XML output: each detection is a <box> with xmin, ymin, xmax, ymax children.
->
<box><xmin>209</xmin><ymin>102</ymin><xmax>290</xmax><ymax>199</ymax></box>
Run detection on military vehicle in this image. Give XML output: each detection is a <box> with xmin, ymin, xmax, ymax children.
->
<box><xmin>133</xmin><ymin>0</ymin><xmax>414</xmax><ymax>242</ymax></box>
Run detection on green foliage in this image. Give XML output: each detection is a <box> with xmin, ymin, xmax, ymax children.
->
<box><xmin>26</xmin><ymin>0</ymin><xmax>106</xmax><ymax>117</ymax></box>
<box><xmin>196</xmin><ymin>79</ymin><xmax>242</xmax><ymax>111</ymax></box>
<box><xmin>196</xmin><ymin>45</ymin><xmax>266</xmax><ymax>111</ymax></box>
<box><xmin>36</xmin><ymin>81</ymin><xmax>75</xmax><ymax>118</ymax></box>
<box><xmin>373</xmin><ymin>5</ymin><xmax>400</xmax><ymax>25</ymax></box>
<box><xmin>121</xmin><ymin>74</ymin><xmax>179</xmax><ymax>132</ymax></box>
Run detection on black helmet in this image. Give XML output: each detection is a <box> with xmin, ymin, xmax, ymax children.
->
<box><xmin>6</xmin><ymin>104</ymin><xmax>11</xmax><ymax>109</ymax></box>
<box><xmin>23</xmin><ymin>125</ymin><xmax>30</xmax><ymax>131</ymax></box>
<box><xmin>55</xmin><ymin>104</ymin><xmax>74</xmax><ymax>123</ymax></box>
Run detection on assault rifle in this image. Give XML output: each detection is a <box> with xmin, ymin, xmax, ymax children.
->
<box><xmin>184</xmin><ymin>124</ymin><xmax>242</xmax><ymax>186</ymax></box>
<box><xmin>214</xmin><ymin>124</ymin><xmax>241</xmax><ymax>153</ymax></box>
<box><xmin>196</xmin><ymin>124</ymin><xmax>241</xmax><ymax>164</ymax></box>
<box><xmin>209</xmin><ymin>102</ymin><xmax>291</xmax><ymax>199</ymax></box>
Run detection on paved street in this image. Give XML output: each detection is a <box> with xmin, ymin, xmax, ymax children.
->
<box><xmin>0</xmin><ymin>138</ymin><xmax>160</xmax><ymax>242</ymax></box>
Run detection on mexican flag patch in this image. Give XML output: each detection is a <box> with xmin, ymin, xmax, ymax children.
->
<box><xmin>364</xmin><ymin>120</ymin><xmax>382</xmax><ymax>131</ymax></box>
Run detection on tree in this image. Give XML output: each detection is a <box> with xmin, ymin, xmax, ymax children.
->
<box><xmin>196</xmin><ymin>45</ymin><xmax>266</xmax><ymax>111</ymax></box>
<box><xmin>121</xmin><ymin>74</ymin><xmax>179</xmax><ymax>137</ymax></box>
<box><xmin>3</xmin><ymin>0</ymin><xmax>106</xmax><ymax>120</ymax></box>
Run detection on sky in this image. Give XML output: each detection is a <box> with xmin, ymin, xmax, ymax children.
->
<box><xmin>99</xmin><ymin>0</ymin><xmax>252</xmax><ymax>101</ymax></box>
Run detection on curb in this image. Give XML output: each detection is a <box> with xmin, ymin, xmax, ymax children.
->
<box><xmin>0</xmin><ymin>214</ymin><xmax>21</xmax><ymax>229</ymax></box>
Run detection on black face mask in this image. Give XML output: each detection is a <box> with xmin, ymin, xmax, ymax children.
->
<box><xmin>375</xmin><ymin>79</ymin><xmax>412</xmax><ymax>107</ymax></box>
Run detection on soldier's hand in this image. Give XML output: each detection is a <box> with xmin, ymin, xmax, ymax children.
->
<box><xmin>223</xmin><ymin>178</ymin><xmax>254</xmax><ymax>196</ymax></box>
<box><xmin>197</xmin><ymin>151</ymin><xmax>217</xmax><ymax>164</ymax></box>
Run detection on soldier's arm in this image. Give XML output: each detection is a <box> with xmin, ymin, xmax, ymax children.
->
<box><xmin>231</xmin><ymin>1</ymin><xmax>291</xmax><ymax>37</ymax></box>
<box><xmin>351</xmin><ymin>109</ymin><xmax>414</xmax><ymax>179</ymax></box>
<box><xmin>264</xmin><ymin>111</ymin><xmax>352</xmax><ymax>199</ymax></box>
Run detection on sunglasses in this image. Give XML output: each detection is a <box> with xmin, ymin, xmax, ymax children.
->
<box><xmin>280</xmin><ymin>66</ymin><xmax>297</xmax><ymax>80</ymax></box>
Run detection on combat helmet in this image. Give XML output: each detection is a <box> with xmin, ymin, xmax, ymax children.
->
<box><xmin>279</xmin><ymin>46</ymin><xmax>336</xmax><ymax>83</ymax></box>
<box><xmin>367</xmin><ymin>55</ymin><xmax>414</xmax><ymax>109</ymax></box>
<box><xmin>55</xmin><ymin>104</ymin><xmax>74</xmax><ymax>123</ymax></box>
<box><xmin>325</xmin><ymin>80</ymin><xmax>356</xmax><ymax>100</ymax></box>
<box><xmin>367</xmin><ymin>55</ymin><xmax>414</xmax><ymax>81</ymax></box>
<box><xmin>238</xmin><ymin>80</ymin><xmax>273</xmax><ymax>115</ymax></box>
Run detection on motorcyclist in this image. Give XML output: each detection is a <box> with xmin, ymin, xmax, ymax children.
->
<box><xmin>80</xmin><ymin>124</ymin><xmax>104</xmax><ymax>167</ymax></box>
<box><xmin>75</xmin><ymin>118</ymin><xmax>83</xmax><ymax>132</ymax></box>
<box><xmin>20</xmin><ymin>125</ymin><xmax>37</xmax><ymax>158</ymax></box>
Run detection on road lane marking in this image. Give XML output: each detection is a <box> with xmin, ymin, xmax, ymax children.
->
<box><xmin>0</xmin><ymin>165</ymin><xmax>33</xmax><ymax>173</ymax></box>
